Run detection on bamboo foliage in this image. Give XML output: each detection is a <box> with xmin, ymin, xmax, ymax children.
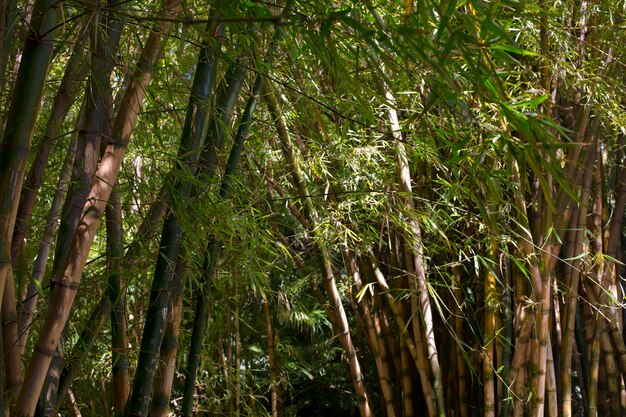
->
<box><xmin>264</xmin><ymin>82</ymin><xmax>375</xmax><ymax>417</ymax></box>
<box><xmin>181</xmin><ymin>28</ymin><xmax>279</xmax><ymax>414</ymax></box>
<box><xmin>0</xmin><ymin>0</ymin><xmax>625</xmax><ymax>416</ymax></box>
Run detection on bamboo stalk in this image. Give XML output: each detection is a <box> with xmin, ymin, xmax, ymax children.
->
<box><xmin>385</xmin><ymin>86</ymin><xmax>445</xmax><ymax>417</ymax></box>
<box><xmin>148</xmin><ymin>256</ymin><xmax>184</xmax><ymax>417</ymax></box>
<box><xmin>483</xmin><ymin>241</ymin><xmax>498</xmax><ymax>417</ymax></box>
<box><xmin>107</xmin><ymin>188</ymin><xmax>130</xmax><ymax>417</ymax></box>
<box><xmin>344</xmin><ymin>250</ymin><xmax>397</xmax><ymax>417</ymax></box>
<box><xmin>10</xmin><ymin>25</ymin><xmax>88</xmax><ymax>273</ymax></box>
<box><xmin>369</xmin><ymin>256</ymin><xmax>437</xmax><ymax>417</ymax></box>
<box><xmin>561</xmin><ymin>143</ymin><xmax>596</xmax><ymax>417</ymax></box>
<box><xmin>0</xmin><ymin>0</ymin><xmax>63</xmax><ymax>410</ymax></box>
<box><xmin>452</xmin><ymin>268</ymin><xmax>470</xmax><ymax>417</ymax></box>
<box><xmin>264</xmin><ymin>82</ymin><xmax>374</xmax><ymax>417</ymax></box>
<box><xmin>0</xmin><ymin>0</ymin><xmax>60</xmax><ymax>354</ymax></box>
<box><xmin>126</xmin><ymin>12</ymin><xmax>218</xmax><ymax>417</ymax></box>
<box><xmin>181</xmin><ymin>40</ymin><xmax>273</xmax><ymax>416</ymax></box>
<box><xmin>263</xmin><ymin>296</ymin><xmax>280</xmax><ymax>417</ymax></box>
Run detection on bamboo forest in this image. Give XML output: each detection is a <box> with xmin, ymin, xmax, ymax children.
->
<box><xmin>1</xmin><ymin>0</ymin><xmax>626</xmax><ymax>416</ymax></box>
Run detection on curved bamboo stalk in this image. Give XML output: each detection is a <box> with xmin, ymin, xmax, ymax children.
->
<box><xmin>264</xmin><ymin>82</ymin><xmax>374</xmax><ymax>417</ymax></box>
<box><xmin>368</xmin><ymin>255</ymin><xmax>437</xmax><ymax>417</ymax></box>
<box><xmin>35</xmin><ymin>5</ymin><xmax>124</xmax><ymax>412</ymax></box>
<box><xmin>389</xmin><ymin>93</ymin><xmax>445</xmax><ymax>417</ymax></box>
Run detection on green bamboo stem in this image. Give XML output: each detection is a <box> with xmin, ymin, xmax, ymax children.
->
<box><xmin>34</xmin><ymin>7</ymin><xmax>124</xmax><ymax>413</ymax></box>
<box><xmin>0</xmin><ymin>0</ymin><xmax>17</xmax><ymax>119</ymax></box>
<box><xmin>10</xmin><ymin>24</ymin><xmax>88</xmax><ymax>275</ymax></box>
<box><xmin>125</xmin><ymin>16</ymin><xmax>221</xmax><ymax>417</ymax></box>
<box><xmin>0</xmin><ymin>0</ymin><xmax>60</xmax><ymax>410</ymax></box>
<box><xmin>0</xmin><ymin>0</ymin><xmax>60</xmax><ymax>344</ymax></box>
<box><xmin>197</xmin><ymin>56</ymin><xmax>247</xmax><ymax>185</ymax></box>
<box><xmin>148</xmin><ymin>254</ymin><xmax>185</xmax><ymax>417</ymax></box>
<box><xmin>181</xmin><ymin>50</ymin><xmax>269</xmax><ymax>417</ymax></box>
<box><xmin>574</xmin><ymin>305</ymin><xmax>589</xmax><ymax>399</ymax></box>
<box><xmin>163</xmin><ymin>61</ymin><xmax>246</xmax><ymax>319</ymax></box>
<box><xmin>106</xmin><ymin>188</ymin><xmax>130</xmax><ymax>416</ymax></box>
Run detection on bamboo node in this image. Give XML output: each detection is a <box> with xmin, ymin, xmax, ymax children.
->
<box><xmin>34</xmin><ymin>345</ymin><xmax>56</xmax><ymax>357</ymax></box>
<box><xmin>50</xmin><ymin>280</ymin><xmax>79</xmax><ymax>290</ymax></box>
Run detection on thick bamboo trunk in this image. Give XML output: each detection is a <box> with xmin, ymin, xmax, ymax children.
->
<box><xmin>148</xmin><ymin>257</ymin><xmax>184</xmax><ymax>417</ymax></box>
<box><xmin>197</xmin><ymin>57</ymin><xmax>247</xmax><ymax>184</ymax></box>
<box><xmin>10</xmin><ymin>26</ymin><xmax>88</xmax><ymax>278</ymax></box>
<box><xmin>0</xmin><ymin>0</ymin><xmax>61</xmax><ymax>408</ymax></box>
<box><xmin>510</xmin><ymin>159</ymin><xmax>542</xmax><ymax>414</ymax></box>
<box><xmin>0</xmin><ymin>0</ymin><xmax>60</xmax><ymax>330</ymax></box>
<box><xmin>392</xmin><ymin>111</ymin><xmax>445</xmax><ymax>417</ymax></box>
<box><xmin>369</xmin><ymin>255</ymin><xmax>437</xmax><ymax>417</ymax></box>
<box><xmin>483</xmin><ymin>242</ymin><xmax>498</xmax><ymax>417</ymax></box>
<box><xmin>128</xmin><ymin>11</ymin><xmax>217</xmax><ymax>416</ymax></box>
<box><xmin>14</xmin><ymin>1</ymin><xmax>182</xmax><ymax>414</ymax></box>
<box><xmin>35</xmin><ymin>6</ymin><xmax>123</xmax><ymax>411</ymax></box>
<box><xmin>345</xmin><ymin>251</ymin><xmax>397</xmax><ymax>417</ymax></box>
<box><xmin>323</xmin><ymin>255</ymin><xmax>374</xmax><ymax>417</ymax></box>
<box><xmin>126</xmin><ymin>19</ymin><xmax>216</xmax><ymax>415</ymax></box>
